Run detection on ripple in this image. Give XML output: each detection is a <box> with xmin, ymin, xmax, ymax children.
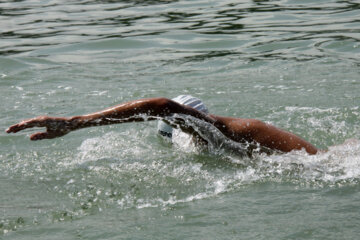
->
<box><xmin>0</xmin><ymin>0</ymin><xmax>359</xmax><ymax>63</ymax></box>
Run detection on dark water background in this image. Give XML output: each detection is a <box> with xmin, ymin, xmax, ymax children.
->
<box><xmin>0</xmin><ymin>0</ymin><xmax>359</xmax><ymax>239</ymax></box>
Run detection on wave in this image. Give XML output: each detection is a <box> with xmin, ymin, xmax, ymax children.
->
<box><xmin>58</xmin><ymin>127</ymin><xmax>360</xmax><ymax>210</ymax></box>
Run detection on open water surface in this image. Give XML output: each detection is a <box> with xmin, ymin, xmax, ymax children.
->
<box><xmin>0</xmin><ymin>0</ymin><xmax>360</xmax><ymax>239</ymax></box>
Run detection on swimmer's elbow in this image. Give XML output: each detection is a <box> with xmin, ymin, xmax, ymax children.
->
<box><xmin>305</xmin><ymin>145</ymin><xmax>319</xmax><ymax>155</ymax></box>
<box><xmin>151</xmin><ymin>97</ymin><xmax>183</xmax><ymax>116</ymax></box>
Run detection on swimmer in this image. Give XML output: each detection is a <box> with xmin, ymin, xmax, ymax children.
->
<box><xmin>6</xmin><ymin>95</ymin><xmax>318</xmax><ymax>155</ymax></box>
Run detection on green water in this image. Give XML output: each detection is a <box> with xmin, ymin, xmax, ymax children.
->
<box><xmin>1</xmin><ymin>0</ymin><xmax>359</xmax><ymax>239</ymax></box>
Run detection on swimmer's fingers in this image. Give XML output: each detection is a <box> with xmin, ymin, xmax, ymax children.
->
<box><xmin>30</xmin><ymin>130</ymin><xmax>68</xmax><ymax>141</ymax></box>
<box><xmin>6</xmin><ymin>116</ymin><xmax>71</xmax><ymax>139</ymax></box>
<box><xmin>6</xmin><ymin>116</ymin><xmax>51</xmax><ymax>134</ymax></box>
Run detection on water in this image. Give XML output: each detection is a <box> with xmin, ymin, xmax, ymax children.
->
<box><xmin>1</xmin><ymin>0</ymin><xmax>359</xmax><ymax>239</ymax></box>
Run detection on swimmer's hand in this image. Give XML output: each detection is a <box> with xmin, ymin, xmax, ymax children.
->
<box><xmin>6</xmin><ymin>116</ymin><xmax>74</xmax><ymax>140</ymax></box>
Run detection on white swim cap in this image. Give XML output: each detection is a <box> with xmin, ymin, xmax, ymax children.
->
<box><xmin>157</xmin><ymin>95</ymin><xmax>209</xmax><ymax>138</ymax></box>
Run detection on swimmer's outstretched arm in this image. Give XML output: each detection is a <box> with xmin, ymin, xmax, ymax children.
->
<box><xmin>6</xmin><ymin>98</ymin><xmax>215</xmax><ymax>141</ymax></box>
<box><xmin>6</xmin><ymin>97</ymin><xmax>318</xmax><ymax>155</ymax></box>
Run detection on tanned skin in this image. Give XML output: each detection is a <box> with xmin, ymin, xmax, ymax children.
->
<box><xmin>6</xmin><ymin>97</ymin><xmax>318</xmax><ymax>155</ymax></box>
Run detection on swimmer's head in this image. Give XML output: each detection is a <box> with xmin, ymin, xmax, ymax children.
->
<box><xmin>157</xmin><ymin>95</ymin><xmax>209</xmax><ymax>138</ymax></box>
